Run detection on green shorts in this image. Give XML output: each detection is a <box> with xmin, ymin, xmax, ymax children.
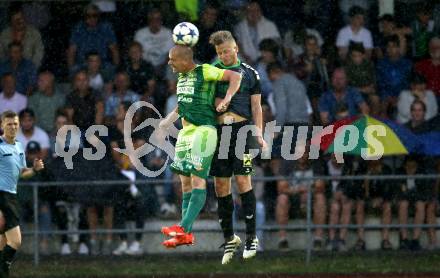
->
<box><xmin>170</xmin><ymin>123</ymin><xmax>217</xmax><ymax>179</ymax></box>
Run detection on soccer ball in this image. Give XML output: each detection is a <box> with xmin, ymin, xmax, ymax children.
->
<box><xmin>172</xmin><ymin>22</ymin><xmax>199</xmax><ymax>47</ymax></box>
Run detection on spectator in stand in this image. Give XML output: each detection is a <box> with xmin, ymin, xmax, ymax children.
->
<box><xmin>48</xmin><ymin>112</ymin><xmax>71</xmax><ymax>157</ymax></box>
<box><xmin>396</xmin><ymin>156</ymin><xmax>433</xmax><ymax>251</ymax></box>
<box><xmin>283</xmin><ymin>22</ymin><xmax>324</xmax><ymax>62</ymax></box>
<box><xmin>0</xmin><ymin>6</ymin><xmax>44</xmax><ymax>68</ymax></box>
<box><xmin>293</xmin><ymin>35</ymin><xmax>329</xmax><ymax>124</ymax></box>
<box><xmin>122</xmin><ymin>41</ymin><xmax>156</xmax><ymax>97</ymax></box>
<box><xmin>374</xmin><ymin>14</ymin><xmax>409</xmax><ymax>59</ymax></box>
<box><xmin>336</xmin><ymin>6</ymin><xmax>373</xmax><ymax>61</ymax></box>
<box><xmin>256</xmin><ymin>39</ymin><xmax>279</xmax><ymax>101</ymax></box>
<box><xmin>326</xmin><ymin>153</ymin><xmax>351</xmax><ymax>252</ymax></box>
<box><xmin>267</xmin><ymin>61</ymin><xmax>312</xmax><ymax>174</ymax></box>
<box><xmin>0</xmin><ymin>42</ymin><xmax>37</xmax><ymax>96</ymax></box>
<box><xmin>17</xmin><ymin>141</ymin><xmax>54</xmax><ymax>255</ymax></box>
<box><xmin>268</xmin><ymin>61</ymin><xmax>311</xmax><ymax>128</ymax></box>
<box><xmin>27</xmin><ymin>70</ymin><xmax>65</xmax><ymax>133</ymax></box>
<box><xmin>234</xmin><ymin>1</ymin><xmax>280</xmax><ymax>65</ymax></box>
<box><xmin>194</xmin><ymin>4</ymin><xmax>223</xmax><ymax>63</ymax></box>
<box><xmin>65</xmin><ymin>70</ymin><xmax>104</xmax><ymax>133</ymax></box>
<box><xmin>403</xmin><ymin>101</ymin><xmax>437</xmax><ymax>250</ymax></box>
<box><xmin>344</xmin><ymin>42</ymin><xmax>380</xmax><ymax>116</ymax></box>
<box><xmin>397</xmin><ymin>73</ymin><xmax>437</xmax><ymax>124</ymax></box>
<box><xmin>134</xmin><ymin>9</ymin><xmax>174</xmax><ymax>78</ymax></box>
<box><xmin>410</xmin><ymin>4</ymin><xmax>435</xmax><ymax>60</ymax></box>
<box><xmin>85</xmin><ymin>51</ymin><xmax>114</xmax><ymax>94</ymax></box>
<box><xmin>16</xmin><ymin>108</ymin><xmax>50</xmax><ymax>159</ymax></box>
<box><xmin>318</xmin><ymin>68</ymin><xmax>369</xmax><ymax>125</ymax></box>
<box><xmin>327</xmin><ymin>155</ymin><xmax>362</xmax><ymax>252</ymax></box>
<box><xmin>405</xmin><ymin>100</ymin><xmax>430</xmax><ymax>133</ymax></box>
<box><xmin>67</xmin><ymin>4</ymin><xmax>119</xmax><ymax>72</ymax></box>
<box><xmin>376</xmin><ymin>35</ymin><xmax>412</xmax><ymax>119</ymax></box>
<box><xmin>415</xmin><ymin>37</ymin><xmax>440</xmax><ymax>102</ymax></box>
<box><xmin>0</xmin><ymin>73</ymin><xmax>26</xmax><ymax>114</ymax></box>
<box><xmin>104</xmin><ymin>71</ymin><xmax>139</xmax><ymax>121</ymax></box>
<box><xmin>363</xmin><ymin>159</ymin><xmax>394</xmax><ymax>250</ymax></box>
<box><xmin>275</xmin><ymin>143</ymin><xmax>327</xmax><ymax>250</ymax></box>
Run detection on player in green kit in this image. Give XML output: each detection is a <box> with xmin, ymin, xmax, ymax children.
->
<box><xmin>159</xmin><ymin>45</ymin><xmax>242</xmax><ymax>248</ymax></box>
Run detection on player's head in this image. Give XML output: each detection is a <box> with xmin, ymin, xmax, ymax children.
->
<box><xmin>209</xmin><ymin>30</ymin><xmax>238</xmax><ymax>66</ymax></box>
<box><xmin>168</xmin><ymin>45</ymin><xmax>194</xmax><ymax>73</ymax></box>
<box><xmin>1</xmin><ymin>110</ymin><xmax>19</xmax><ymax>139</ymax></box>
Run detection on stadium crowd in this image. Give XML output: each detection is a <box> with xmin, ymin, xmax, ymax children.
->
<box><xmin>0</xmin><ymin>0</ymin><xmax>440</xmax><ymax>255</ymax></box>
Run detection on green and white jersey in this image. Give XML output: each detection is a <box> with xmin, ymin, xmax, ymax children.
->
<box><xmin>176</xmin><ymin>64</ymin><xmax>225</xmax><ymax>126</ymax></box>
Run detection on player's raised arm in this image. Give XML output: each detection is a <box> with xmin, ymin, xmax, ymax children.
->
<box><xmin>216</xmin><ymin>70</ymin><xmax>242</xmax><ymax>112</ymax></box>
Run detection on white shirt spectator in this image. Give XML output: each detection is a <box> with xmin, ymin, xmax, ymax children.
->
<box><xmin>397</xmin><ymin>89</ymin><xmax>438</xmax><ymax>124</ymax></box>
<box><xmin>0</xmin><ymin>91</ymin><xmax>27</xmax><ymax>114</ymax></box>
<box><xmin>336</xmin><ymin>25</ymin><xmax>373</xmax><ymax>49</ymax></box>
<box><xmin>17</xmin><ymin>125</ymin><xmax>50</xmax><ymax>150</ymax></box>
<box><xmin>134</xmin><ymin>27</ymin><xmax>174</xmax><ymax>67</ymax></box>
<box><xmin>234</xmin><ymin>16</ymin><xmax>280</xmax><ymax>63</ymax></box>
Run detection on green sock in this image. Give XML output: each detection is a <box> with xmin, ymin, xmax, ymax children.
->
<box><xmin>181</xmin><ymin>192</ymin><xmax>192</xmax><ymax>219</ymax></box>
<box><xmin>181</xmin><ymin>189</ymin><xmax>207</xmax><ymax>233</ymax></box>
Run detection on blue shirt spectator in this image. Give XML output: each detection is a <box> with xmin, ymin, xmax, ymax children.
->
<box><xmin>318</xmin><ymin>68</ymin><xmax>368</xmax><ymax>125</ymax></box>
<box><xmin>376</xmin><ymin>57</ymin><xmax>412</xmax><ymax>99</ymax></box>
<box><xmin>0</xmin><ymin>42</ymin><xmax>37</xmax><ymax>95</ymax></box>
<box><xmin>67</xmin><ymin>4</ymin><xmax>119</xmax><ymax>70</ymax></box>
<box><xmin>104</xmin><ymin>72</ymin><xmax>140</xmax><ymax>117</ymax></box>
<box><xmin>319</xmin><ymin>87</ymin><xmax>365</xmax><ymax>122</ymax></box>
<box><xmin>105</xmin><ymin>92</ymin><xmax>139</xmax><ymax>117</ymax></box>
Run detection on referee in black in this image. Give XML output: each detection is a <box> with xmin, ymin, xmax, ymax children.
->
<box><xmin>208</xmin><ymin>31</ymin><xmax>266</xmax><ymax>265</ymax></box>
<box><xmin>0</xmin><ymin>110</ymin><xmax>44</xmax><ymax>277</ymax></box>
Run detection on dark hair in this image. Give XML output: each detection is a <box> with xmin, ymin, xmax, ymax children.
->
<box><xmin>84</xmin><ymin>3</ymin><xmax>100</xmax><ymax>17</ymax></box>
<box><xmin>385</xmin><ymin>34</ymin><xmax>400</xmax><ymax>47</ymax></box>
<box><xmin>349</xmin><ymin>41</ymin><xmax>365</xmax><ymax>54</ymax></box>
<box><xmin>1</xmin><ymin>110</ymin><xmax>18</xmax><ymax>122</ymax></box>
<box><xmin>8</xmin><ymin>5</ymin><xmax>23</xmax><ymax>22</ymax></box>
<box><xmin>410</xmin><ymin>99</ymin><xmax>427</xmax><ymax>112</ymax></box>
<box><xmin>266</xmin><ymin>61</ymin><xmax>283</xmax><ymax>74</ymax></box>
<box><xmin>8</xmin><ymin>42</ymin><xmax>22</xmax><ymax>51</ymax></box>
<box><xmin>379</xmin><ymin>14</ymin><xmax>395</xmax><ymax>23</ymax></box>
<box><xmin>403</xmin><ymin>155</ymin><xmax>422</xmax><ymax>165</ymax></box>
<box><xmin>416</xmin><ymin>3</ymin><xmax>432</xmax><ymax>15</ymax></box>
<box><xmin>349</xmin><ymin>5</ymin><xmax>365</xmax><ymax>17</ymax></box>
<box><xmin>19</xmin><ymin>108</ymin><xmax>35</xmax><ymax>119</ymax></box>
<box><xmin>259</xmin><ymin>38</ymin><xmax>279</xmax><ymax>54</ymax></box>
<box><xmin>1</xmin><ymin>72</ymin><xmax>14</xmax><ymax>80</ymax></box>
<box><xmin>410</xmin><ymin>73</ymin><xmax>426</xmax><ymax>85</ymax></box>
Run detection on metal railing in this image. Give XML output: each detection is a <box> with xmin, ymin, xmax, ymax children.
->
<box><xmin>18</xmin><ymin>174</ymin><xmax>440</xmax><ymax>266</ymax></box>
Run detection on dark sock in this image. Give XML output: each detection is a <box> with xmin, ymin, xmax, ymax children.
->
<box><xmin>240</xmin><ymin>189</ymin><xmax>256</xmax><ymax>239</ymax></box>
<box><xmin>2</xmin><ymin>245</ymin><xmax>17</xmax><ymax>272</ymax></box>
<box><xmin>217</xmin><ymin>194</ymin><xmax>234</xmax><ymax>241</ymax></box>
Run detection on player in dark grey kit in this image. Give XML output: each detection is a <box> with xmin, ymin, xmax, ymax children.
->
<box><xmin>209</xmin><ymin>31</ymin><xmax>266</xmax><ymax>265</ymax></box>
<box><xmin>0</xmin><ymin>110</ymin><xmax>44</xmax><ymax>278</ymax></box>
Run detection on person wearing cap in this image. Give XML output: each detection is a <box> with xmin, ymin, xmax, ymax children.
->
<box><xmin>21</xmin><ymin>141</ymin><xmax>53</xmax><ymax>255</ymax></box>
<box><xmin>336</xmin><ymin>6</ymin><xmax>373</xmax><ymax>61</ymax></box>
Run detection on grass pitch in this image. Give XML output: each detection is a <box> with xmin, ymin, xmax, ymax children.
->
<box><xmin>11</xmin><ymin>251</ymin><xmax>440</xmax><ymax>278</ymax></box>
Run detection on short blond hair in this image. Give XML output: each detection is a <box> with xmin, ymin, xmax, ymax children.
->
<box><xmin>209</xmin><ymin>30</ymin><xmax>236</xmax><ymax>46</ymax></box>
